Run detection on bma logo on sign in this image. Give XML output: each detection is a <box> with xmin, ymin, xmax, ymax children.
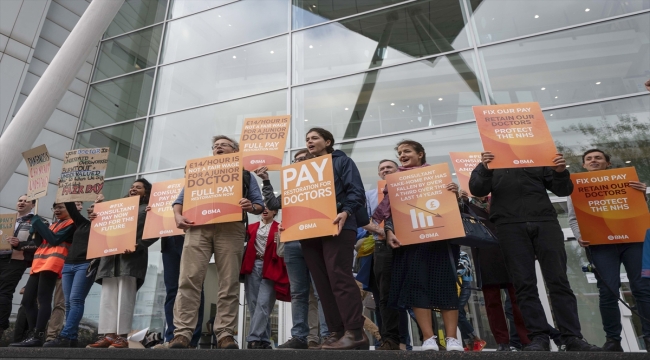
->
<box><xmin>299</xmin><ymin>223</ymin><xmax>317</xmax><ymax>230</ymax></box>
<box><xmin>513</xmin><ymin>159</ymin><xmax>534</xmax><ymax>165</ymax></box>
<box><xmin>607</xmin><ymin>235</ymin><xmax>629</xmax><ymax>240</ymax></box>
<box><xmin>201</xmin><ymin>209</ymin><xmax>221</xmax><ymax>216</ymax></box>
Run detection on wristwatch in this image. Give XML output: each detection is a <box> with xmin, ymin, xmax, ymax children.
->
<box><xmin>344</xmin><ymin>209</ymin><xmax>352</xmax><ymax>217</ymax></box>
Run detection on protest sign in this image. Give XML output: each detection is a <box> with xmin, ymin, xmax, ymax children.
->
<box><xmin>449</xmin><ymin>152</ymin><xmax>482</xmax><ymax>196</ymax></box>
<box><xmin>183</xmin><ymin>153</ymin><xmax>243</xmax><ymax>225</ymax></box>
<box><xmin>473</xmin><ymin>102</ymin><xmax>557</xmax><ymax>169</ymax></box>
<box><xmin>377</xmin><ymin>180</ymin><xmax>386</xmax><ymax>229</ymax></box>
<box><xmin>239</xmin><ymin>115</ymin><xmax>290</xmax><ymax>171</ymax></box>
<box><xmin>22</xmin><ymin>145</ymin><xmax>50</xmax><ymax>200</ymax></box>
<box><xmin>143</xmin><ymin>178</ymin><xmax>185</xmax><ymax>239</ymax></box>
<box><xmin>87</xmin><ymin>196</ymin><xmax>140</xmax><ymax>259</ymax></box>
<box><xmin>0</xmin><ymin>214</ymin><xmax>17</xmax><ymax>251</ymax></box>
<box><xmin>280</xmin><ymin>154</ymin><xmax>338</xmax><ymax>242</ymax></box>
<box><xmin>385</xmin><ymin>163</ymin><xmax>465</xmax><ymax>245</ymax></box>
<box><xmin>570</xmin><ymin>167</ymin><xmax>649</xmax><ymax>245</ymax></box>
<box><xmin>56</xmin><ymin>148</ymin><xmax>109</xmax><ymax>202</ymax></box>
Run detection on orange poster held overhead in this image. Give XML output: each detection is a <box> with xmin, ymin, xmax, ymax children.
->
<box><xmin>87</xmin><ymin>196</ymin><xmax>140</xmax><ymax>259</ymax></box>
<box><xmin>0</xmin><ymin>214</ymin><xmax>17</xmax><ymax>251</ymax></box>
<box><xmin>22</xmin><ymin>145</ymin><xmax>50</xmax><ymax>200</ymax></box>
<box><xmin>143</xmin><ymin>178</ymin><xmax>185</xmax><ymax>239</ymax></box>
<box><xmin>280</xmin><ymin>154</ymin><xmax>338</xmax><ymax>242</ymax></box>
<box><xmin>473</xmin><ymin>102</ymin><xmax>557</xmax><ymax>169</ymax></box>
<box><xmin>449</xmin><ymin>152</ymin><xmax>482</xmax><ymax>197</ymax></box>
<box><xmin>183</xmin><ymin>153</ymin><xmax>243</xmax><ymax>226</ymax></box>
<box><xmin>240</xmin><ymin>115</ymin><xmax>291</xmax><ymax>171</ymax></box>
<box><xmin>385</xmin><ymin>163</ymin><xmax>465</xmax><ymax>246</ymax></box>
<box><xmin>570</xmin><ymin>167</ymin><xmax>649</xmax><ymax>245</ymax></box>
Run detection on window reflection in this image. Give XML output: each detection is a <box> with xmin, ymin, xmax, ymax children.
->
<box><xmin>143</xmin><ymin>90</ymin><xmax>287</xmax><ymax>172</ymax></box>
<box><xmin>105</xmin><ymin>0</ymin><xmax>168</xmax><ymax>38</ymax></box>
<box><xmin>293</xmin><ymin>0</ymin><xmax>472</xmax><ymax>84</ymax></box>
<box><xmin>479</xmin><ymin>14</ymin><xmax>650</xmax><ymax>108</ymax></box>
<box><xmin>81</xmin><ymin>71</ymin><xmax>154</xmax><ymax>130</ymax></box>
<box><xmin>94</xmin><ymin>25</ymin><xmax>163</xmax><ymax>82</ymax></box>
<box><xmin>153</xmin><ymin>36</ymin><xmax>288</xmax><ymax>115</ymax></box>
<box><xmin>162</xmin><ymin>0</ymin><xmax>288</xmax><ymax>64</ymax></box>
<box><xmin>292</xmin><ymin>0</ymin><xmax>408</xmax><ymax>29</ymax></box>
<box><xmin>469</xmin><ymin>0</ymin><xmax>650</xmax><ymax>44</ymax></box>
<box><xmin>292</xmin><ymin>51</ymin><xmax>484</xmax><ymax>146</ymax></box>
<box><xmin>169</xmin><ymin>0</ymin><xmax>237</xmax><ymax>18</ymax></box>
<box><xmin>75</xmin><ymin>121</ymin><xmax>145</xmax><ymax>178</ymax></box>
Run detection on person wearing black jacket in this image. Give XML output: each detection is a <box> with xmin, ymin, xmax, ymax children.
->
<box><xmin>469</xmin><ymin>151</ymin><xmax>601</xmax><ymax>352</ymax></box>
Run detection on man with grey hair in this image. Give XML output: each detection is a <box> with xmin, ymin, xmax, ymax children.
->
<box><xmin>169</xmin><ymin>135</ymin><xmax>264</xmax><ymax>349</ymax></box>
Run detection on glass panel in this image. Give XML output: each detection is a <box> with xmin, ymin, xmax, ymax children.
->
<box><xmin>292</xmin><ymin>51</ymin><xmax>484</xmax><ymax>146</ymax></box>
<box><xmin>94</xmin><ymin>25</ymin><xmax>163</xmax><ymax>82</ymax></box>
<box><xmin>469</xmin><ymin>0</ymin><xmax>650</xmax><ymax>44</ymax></box>
<box><xmin>480</xmin><ymin>14</ymin><xmax>650</xmax><ymax>108</ymax></box>
<box><xmin>161</xmin><ymin>0</ymin><xmax>289</xmax><ymax>64</ymax></box>
<box><xmin>75</xmin><ymin>121</ymin><xmax>145</xmax><ymax>178</ymax></box>
<box><xmin>293</xmin><ymin>0</ymin><xmax>472</xmax><ymax>84</ymax></box>
<box><xmin>105</xmin><ymin>0</ymin><xmax>168</xmax><ymax>38</ymax></box>
<box><xmin>142</xmin><ymin>169</ymin><xmax>186</xmax><ymax>183</ymax></box>
<box><xmin>169</xmin><ymin>0</ymin><xmax>236</xmax><ymax>18</ymax></box>
<box><xmin>143</xmin><ymin>90</ymin><xmax>287</xmax><ymax>172</ymax></box>
<box><xmin>102</xmin><ymin>176</ymin><xmax>137</xmax><ymax>201</ymax></box>
<box><xmin>134</xmin><ymin>242</ymin><xmax>165</xmax><ymax>335</ymax></box>
<box><xmin>153</xmin><ymin>36</ymin><xmax>288</xmax><ymax>114</ymax></box>
<box><xmin>81</xmin><ymin>70</ymin><xmax>154</xmax><ymax>130</ymax></box>
<box><xmin>621</xmin><ymin>280</ymin><xmax>647</xmax><ymax>350</ymax></box>
<box><xmin>292</xmin><ymin>0</ymin><xmax>409</xmax><ymax>29</ymax></box>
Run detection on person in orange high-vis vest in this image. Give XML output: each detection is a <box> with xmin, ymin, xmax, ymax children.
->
<box><xmin>9</xmin><ymin>202</ymin><xmax>75</xmax><ymax>348</ymax></box>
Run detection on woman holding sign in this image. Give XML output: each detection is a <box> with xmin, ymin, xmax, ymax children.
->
<box><xmin>298</xmin><ymin>128</ymin><xmax>369</xmax><ymax>350</ymax></box>
<box><xmin>87</xmin><ymin>179</ymin><xmax>158</xmax><ymax>349</ymax></box>
<box><xmin>371</xmin><ymin>140</ymin><xmax>464</xmax><ymax>351</ymax></box>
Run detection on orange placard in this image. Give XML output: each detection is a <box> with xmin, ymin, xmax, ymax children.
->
<box><xmin>87</xmin><ymin>196</ymin><xmax>140</xmax><ymax>259</ymax></box>
<box><xmin>377</xmin><ymin>180</ymin><xmax>386</xmax><ymax>229</ymax></box>
<box><xmin>143</xmin><ymin>178</ymin><xmax>185</xmax><ymax>239</ymax></box>
<box><xmin>22</xmin><ymin>145</ymin><xmax>50</xmax><ymax>200</ymax></box>
<box><xmin>239</xmin><ymin>115</ymin><xmax>291</xmax><ymax>171</ymax></box>
<box><xmin>183</xmin><ymin>153</ymin><xmax>243</xmax><ymax>225</ymax></box>
<box><xmin>385</xmin><ymin>163</ymin><xmax>465</xmax><ymax>246</ymax></box>
<box><xmin>570</xmin><ymin>167</ymin><xmax>650</xmax><ymax>245</ymax></box>
<box><xmin>449</xmin><ymin>152</ymin><xmax>482</xmax><ymax>197</ymax></box>
<box><xmin>473</xmin><ymin>102</ymin><xmax>557</xmax><ymax>169</ymax></box>
<box><xmin>280</xmin><ymin>154</ymin><xmax>338</xmax><ymax>242</ymax></box>
<box><xmin>0</xmin><ymin>214</ymin><xmax>17</xmax><ymax>251</ymax></box>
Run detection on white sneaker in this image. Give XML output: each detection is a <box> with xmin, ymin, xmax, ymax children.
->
<box><xmin>445</xmin><ymin>337</ymin><xmax>464</xmax><ymax>351</ymax></box>
<box><xmin>421</xmin><ymin>336</ymin><xmax>439</xmax><ymax>351</ymax></box>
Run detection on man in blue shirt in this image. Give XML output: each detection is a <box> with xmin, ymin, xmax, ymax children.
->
<box><xmin>168</xmin><ymin>135</ymin><xmax>264</xmax><ymax>349</ymax></box>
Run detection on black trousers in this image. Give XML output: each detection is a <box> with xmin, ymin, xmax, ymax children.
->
<box><xmin>0</xmin><ymin>259</ymin><xmax>27</xmax><ymax>330</ymax></box>
<box><xmin>21</xmin><ymin>270</ymin><xmax>58</xmax><ymax>332</ymax></box>
<box><xmin>373</xmin><ymin>241</ymin><xmax>400</xmax><ymax>343</ymax></box>
<box><xmin>496</xmin><ymin>221</ymin><xmax>582</xmax><ymax>341</ymax></box>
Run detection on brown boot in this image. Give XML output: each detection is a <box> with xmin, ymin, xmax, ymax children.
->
<box><xmin>169</xmin><ymin>334</ymin><xmax>190</xmax><ymax>349</ymax></box>
<box><xmin>377</xmin><ymin>338</ymin><xmax>400</xmax><ymax>350</ymax></box>
<box><xmin>108</xmin><ymin>335</ymin><xmax>129</xmax><ymax>348</ymax></box>
<box><xmin>322</xmin><ymin>329</ymin><xmax>369</xmax><ymax>350</ymax></box>
<box><xmin>321</xmin><ymin>332</ymin><xmax>344</xmax><ymax>347</ymax></box>
<box><xmin>217</xmin><ymin>335</ymin><xmax>239</xmax><ymax>349</ymax></box>
<box><xmin>86</xmin><ymin>333</ymin><xmax>116</xmax><ymax>348</ymax></box>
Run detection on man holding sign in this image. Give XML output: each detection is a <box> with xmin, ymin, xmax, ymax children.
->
<box><xmin>470</xmin><ymin>151</ymin><xmax>602</xmax><ymax>351</ymax></box>
<box><xmin>567</xmin><ymin>149</ymin><xmax>650</xmax><ymax>352</ymax></box>
<box><xmin>168</xmin><ymin>135</ymin><xmax>263</xmax><ymax>350</ymax></box>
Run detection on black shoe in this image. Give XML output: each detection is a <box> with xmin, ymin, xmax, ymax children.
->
<box><xmin>248</xmin><ymin>341</ymin><xmax>263</xmax><ymax>349</ymax></box>
<box><xmin>9</xmin><ymin>330</ymin><xmax>44</xmax><ymax>347</ymax></box>
<box><xmin>523</xmin><ymin>336</ymin><xmax>550</xmax><ymax>351</ymax></box>
<box><xmin>70</xmin><ymin>338</ymin><xmax>78</xmax><ymax>348</ymax></box>
<box><xmin>601</xmin><ymin>338</ymin><xmax>623</xmax><ymax>352</ymax></box>
<box><xmin>565</xmin><ymin>337</ymin><xmax>602</xmax><ymax>351</ymax></box>
<box><xmin>278</xmin><ymin>337</ymin><xmax>308</xmax><ymax>349</ymax></box>
<box><xmin>43</xmin><ymin>336</ymin><xmax>71</xmax><ymax>348</ymax></box>
<box><xmin>497</xmin><ymin>343</ymin><xmax>511</xmax><ymax>351</ymax></box>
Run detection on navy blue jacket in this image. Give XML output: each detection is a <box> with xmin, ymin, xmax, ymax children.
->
<box><xmin>331</xmin><ymin>150</ymin><xmax>366</xmax><ymax>232</ymax></box>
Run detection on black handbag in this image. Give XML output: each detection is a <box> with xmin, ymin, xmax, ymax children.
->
<box><xmin>450</xmin><ymin>203</ymin><xmax>499</xmax><ymax>249</ymax></box>
<box><xmin>86</xmin><ymin>258</ymin><xmax>99</xmax><ymax>280</ymax></box>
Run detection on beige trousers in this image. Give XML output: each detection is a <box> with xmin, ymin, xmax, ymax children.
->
<box><xmin>173</xmin><ymin>222</ymin><xmax>245</xmax><ymax>341</ymax></box>
<box><xmin>46</xmin><ymin>279</ymin><xmax>65</xmax><ymax>341</ymax></box>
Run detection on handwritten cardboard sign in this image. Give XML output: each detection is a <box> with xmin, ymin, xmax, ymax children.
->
<box><xmin>56</xmin><ymin>148</ymin><xmax>109</xmax><ymax>202</ymax></box>
<box><xmin>449</xmin><ymin>152</ymin><xmax>482</xmax><ymax>197</ymax></box>
<box><xmin>87</xmin><ymin>196</ymin><xmax>140</xmax><ymax>259</ymax></box>
<box><xmin>22</xmin><ymin>145</ymin><xmax>51</xmax><ymax>200</ymax></box>
<box><xmin>280</xmin><ymin>154</ymin><xmax>338</xmax><ymax>242</ymax></box>
<box><xmin>570</xmin><ymin>167</ymin><xmax>649</xmax><ymax>245</ymax></box>
<box><xmin>0</xmin><ymin>214</ymin><xmax>17</xmax><ymax>251</ymax></box>
<box><xmin>473</xmin><ymin>102</ymin><xmax>557</xmax><ymax>169</ymax></box>
<box><xmin>385</xmin><ymin>163</ymin><xmax>465</xmax><ymax>245</ymax></box>
<box><xmin>143</xmin><ymin>178</ymin><xmax>185</xmax><ymax>239</ymax></box>
<box><xmin>183</xmin><ymin>153</ymin><xmax>243</xmax><ymax>225</ymax></box>
<box><xmin>239</xmin><ymin>115</ymin><xmax>291</xmax><ymax>171</ymax></box>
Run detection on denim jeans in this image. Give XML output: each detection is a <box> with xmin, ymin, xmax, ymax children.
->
<box><xmin>457</xmin><ymin>280</ymin><xmax>475</xmax><ymax>341</ymax></box>
<box><xmin>59</xmin><ymin>263</ymin><xmax>95</xmax><ymax>340</ymax></box>
<box><xmin>162</xmin><ymin>236</ymin><xmax>204</xmax><ymax>346</ymax></box>
<box><xmin>245</xmin><ymin>259</ymin><xmax>276</xmax><ymax>342</ymax></box>
<box><xmin>283</xmin><ymin>241</ymin><xmax>328</xmax><ymax>341</ymax></box>
<box><xmin>591</xmin><ymin>243</ymin><xmax>650</xmax><ymax>340</ymax></box>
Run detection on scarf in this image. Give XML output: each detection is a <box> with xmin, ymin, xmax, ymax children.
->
<box><xmin>470</xmin><ymin>197</ymin><xmax>490</xmax><ymax>213</ymax></box>
<box><xmin>371</xmin><ymin>163</ymin><xmax>430</xmax><ymax>223</ymax></box>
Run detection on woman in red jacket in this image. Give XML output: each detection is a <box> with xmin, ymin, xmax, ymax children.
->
<box><xmin>240</xmin><ymin>207</ymin><xmax>289</xmax><ymax>349</ymax></box>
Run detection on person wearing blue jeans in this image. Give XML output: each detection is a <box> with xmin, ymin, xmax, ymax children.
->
<box><xmin>158</xmin><ymin>235</ymin><xmax>204</xmax><ymax>348</ymax></box>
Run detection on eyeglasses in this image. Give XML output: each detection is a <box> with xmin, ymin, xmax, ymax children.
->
<box><xmin>292</xmin><ymin>156</ymin><xmax>307</xmax><ymax>164</ymax></box>
<box><xmin>212</xmin><ymin>142</ymin><xmax>234</xmax><ymax>150</ymax></box>
<box><xmin>51</xmin><ymin>206</ymin><xmax>66</xmax><ymax>211</ymax></box>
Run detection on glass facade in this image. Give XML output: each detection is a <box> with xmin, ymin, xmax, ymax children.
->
<box><xmin>30</xmin><ymin>0</ymin><xmax>647</xmax><ymax>350</ymax></box>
